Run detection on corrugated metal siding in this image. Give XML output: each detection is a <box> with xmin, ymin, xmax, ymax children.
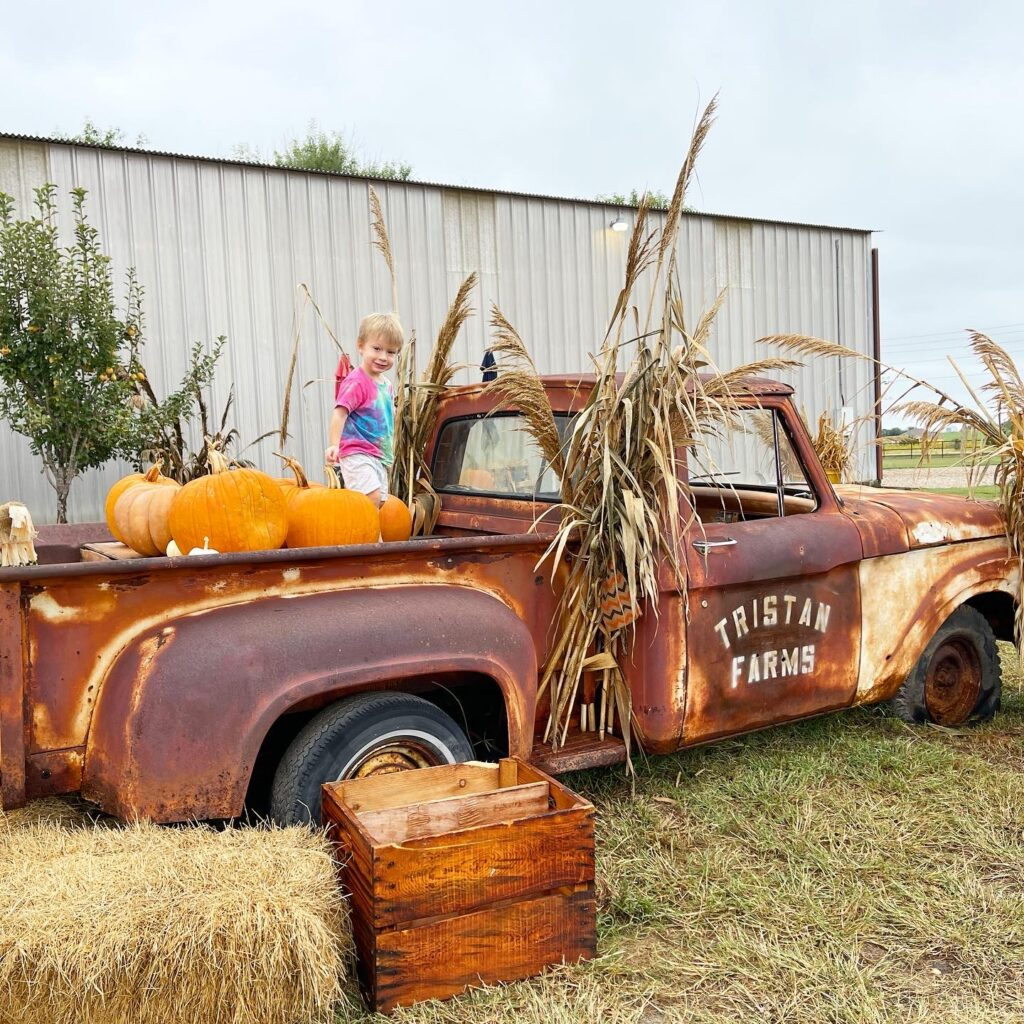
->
<box><xmin>0</xmin><ymin>141</ymin><xmax>875</xmax><ymax>523</ymax></box>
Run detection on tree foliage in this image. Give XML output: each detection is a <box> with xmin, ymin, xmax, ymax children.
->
<box><xmin>596</xmin><ymin>188</ymin><xmax>671</xmax><ymax>210</ymax></box>
<box><xmin>239</xmin><ymin>122</ymin><xmax>413</xmax><ymax>180</ymax></box>
<box><xmin>56</xmin><ymin>119</ymin><xmax>147</xmax><ymax>148</ymax></box>
<box><xmin>0</xmin><ymin>186</ymin><xmax>232</xmax><ymax>522</ymax></box>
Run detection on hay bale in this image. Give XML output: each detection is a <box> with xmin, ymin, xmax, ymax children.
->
<box><xmin>0</xmin><ymin>807</ymin><xmax>349</xmax><ymax>1024</ymax></box>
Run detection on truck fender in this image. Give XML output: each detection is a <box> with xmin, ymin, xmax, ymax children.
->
<box><xmin>82</xmin><ymin>584</ymin><xmax>537</xmax><ymax>822</ymax></box>
<box><xmin>856</xmin><ymin>539</ymin><xmax>1017</xmax><ymax>705</ymax></box>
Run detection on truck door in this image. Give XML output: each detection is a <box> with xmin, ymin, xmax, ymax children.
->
<box><xmin>681</xmin><ymin>400</ymin><xmax>863</xmax><ymax>745</ymax></box>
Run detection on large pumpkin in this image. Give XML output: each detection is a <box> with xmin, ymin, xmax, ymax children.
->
<box><xmin>285</xmin><ymin>463</ymin><xmax>379</xmax><ymax>548</ymax></box>
<box><xmin>379</xmin><ymin>495</ymin><xmax>413</xmax><ymax>542</ymax></box>
<box><xmin>459</xmin><ymin>467</ymin><xmax>495</xmax><ymax>490</ymax></box>
<box><xmin>168</xmin><ymin>447</ymin><xmax>288</xmax><ymax>553</ymax></box>
<box><xmin>113</xmin><ymin>465</ymin><xmax>182</xmax><ymax>556</ymax></box>
<box><xmin>105</xmin><ymin>463</ymin><xmax>174</xmax><ymax>541</ymax></box>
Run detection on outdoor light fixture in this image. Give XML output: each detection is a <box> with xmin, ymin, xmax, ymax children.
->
<box><xmin>610</xmin><ymin>216</ymin><xmax>629</xmax><ymax>232</ymax></box>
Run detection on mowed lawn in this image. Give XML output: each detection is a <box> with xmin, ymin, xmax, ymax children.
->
<box><xmin>335</xmin><ymin>648</ymin><xmax>1024</xmax><ymax>1023</ymax></box>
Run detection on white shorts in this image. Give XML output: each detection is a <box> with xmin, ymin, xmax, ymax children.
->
<box><xmin>337</xmin><ymin>453</ymin><xmax>389</xmax><ymax>501</ymax></box>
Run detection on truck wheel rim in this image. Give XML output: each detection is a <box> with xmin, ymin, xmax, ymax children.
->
<box><xmin>340</xmin><ymin>729</ymin><xmax>458</xmax><ymax>780</ymax></box>
<box><xmin>924</xmin><ymin>637</ymin><xmax>982</xmax><ymax>725</ymax></box>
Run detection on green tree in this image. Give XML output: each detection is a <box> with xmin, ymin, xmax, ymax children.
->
<box><xmin>238</xmin><ymin>122</ymin><xmax>413</xmax><ymax>179</ymax></box>
<box><xmin>0</xmin><ymin>185</ymin><xmax>229</xmax><ymax>522</ymax></box>
<box><xmin>0</xmin><ymin>185</ymin><xmax>149</xmax><ymax>521</ymax></box>
<box><xmin>596</xmin><ymin>188</ymin><xmax>672</xmax><ymax>210</ymax></box>
<box><xmin>56</xmin><ymin>118</ymin><xmax>147</xmax><ymax>148</ymax></box>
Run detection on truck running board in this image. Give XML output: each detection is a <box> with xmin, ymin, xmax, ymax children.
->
<box><xmin>530</xmin><ymin>733</ymin><xmax>627</xmax><ymax>775</ymax></box>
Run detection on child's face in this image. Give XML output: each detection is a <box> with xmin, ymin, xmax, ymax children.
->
<box><xmin>357</xmin><ymin>332</ymin><xmax>401</xmax><ymax>377</ymax></box>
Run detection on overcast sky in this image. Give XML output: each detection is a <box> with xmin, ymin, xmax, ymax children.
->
<box><xmin>2</xmin><ymin>0</ymin><xmax>1021</xmax><ymax>419</ymax></box>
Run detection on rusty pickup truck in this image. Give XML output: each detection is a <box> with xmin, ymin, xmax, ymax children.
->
<box><xmin>0</xmin><ymin>375</ymin><xmax>1014</xmax><ymax>824</ymax></box>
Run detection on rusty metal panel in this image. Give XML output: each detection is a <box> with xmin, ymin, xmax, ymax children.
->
<box><xmin>856</xmin><ymin>538</ymin><xmax>1015</xmax><ymax>705</ymax></box>
<box><xmin>0</xmin><ymin>583</ymin><xmax>26</xmax><ymax>809</ymax></box>
<box><xmin>847</xmin><ymin>488</ymin><xmax>1004</xmax><ymax>547</ymax></box>
<box><xmin>82</xmin><ymin>584</ymin><xmax>540</xmax><ymax>822</ymax></box>
<box><xmin>684</xmin><ymin>564</ymin><xmax>862</xmax><ymax>744</ymax></box>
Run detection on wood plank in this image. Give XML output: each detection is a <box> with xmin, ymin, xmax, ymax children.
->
<box><xmin>79</xmin><ymin>541</ymin><xmax>145</xmax><ymax>561</ymax></box>
<box><xmin>358</xmin><ymin>781</ymin><xmax>549</xmax><ymax>845</ymax></box>
<box><xmin>369</xmin><ymin>806</ymin><xmax>594</xmax><ymax>927</ymax></box>
<box><xmin>327</xmin><ymin>760</ymin><xmax>499</xmax><ymax>814</ymax></box>
<box><xmin>498</xmin><ymin>757</ymin><xmax>518</xmax><ymax>788</ymax></box>
<box><xmin>367</xmin><ymin>886</ymin><xmax>597</xmax><ymax>1012</ymax></box>
<box><xmin>0</xmin><ymin>584</ymin><xmax>26</xmax><ymax>809</ymax></box>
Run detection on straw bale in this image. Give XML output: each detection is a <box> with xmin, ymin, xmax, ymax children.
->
<box><xmin>0</xmin><ymin>806</ymin><xmax>349</xmax><ymax>1024</ymax></box>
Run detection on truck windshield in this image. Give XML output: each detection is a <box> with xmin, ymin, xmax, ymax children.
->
<box><xmin>432</xmin><ymin>414</ymin><xmax>573</xmax><ymax>501</ymax></box>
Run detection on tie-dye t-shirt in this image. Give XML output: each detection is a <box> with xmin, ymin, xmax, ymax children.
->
<box><xmin>335</xmin><ymin>367</ymin><xmax>395</xmax><ymax>465</ymax></box>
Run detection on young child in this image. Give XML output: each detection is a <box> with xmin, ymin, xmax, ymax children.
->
<box><xmin>325</xmin><ymin>312</ymin><xmax>403</xmax><ymax>506</ymax></box>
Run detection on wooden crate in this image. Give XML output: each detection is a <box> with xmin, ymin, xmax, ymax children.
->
<box><xmin>322</xmin><ymin>757</ymin><xmax>596</xmax><ymax>1012</ymax></box>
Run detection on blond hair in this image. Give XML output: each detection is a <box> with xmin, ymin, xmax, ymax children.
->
<box><xmin>357</xmin><ymin>312</ymin><xmax>404</xmax><ymax>348</ymax></box>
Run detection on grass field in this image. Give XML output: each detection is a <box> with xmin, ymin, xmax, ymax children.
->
<box><xmin>332</xmin><ymin>648</ymin><xmax>1024</xmax><ymax>1023</ymax></box>
<box><xmin>882</xmin><ymin>453</ymin><xmax>999</xmax><ymax>469</ymax></box>
<box><xmin>924</xmin><ymin>486</ymin><xmax>1001</xmax><ymax>499</ymax></box>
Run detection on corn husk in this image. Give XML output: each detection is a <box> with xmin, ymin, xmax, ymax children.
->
<box><xmin>0</xmin><ymin>502</ymin><xmax>38</xmax><ymax>567</ymax></box>
<box><xmin>489</xmin><ymin>99</ymin><xmax>801</xmax><ymax>758</ymax></box>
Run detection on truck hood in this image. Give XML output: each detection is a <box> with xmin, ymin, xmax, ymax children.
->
<box><xmin>835</xmin><ymin>485</ymin><xmax>1005</xmax><ymax>557</ymax></box>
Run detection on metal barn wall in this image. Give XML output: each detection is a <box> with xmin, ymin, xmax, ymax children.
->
<box><xmin>0</xmin><ymin>138</ymin><xmax>875</xmax><ymax>523</ymax></box>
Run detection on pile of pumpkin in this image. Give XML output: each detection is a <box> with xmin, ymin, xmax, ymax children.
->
<box><xmin>104</xmin><ymin>449</ymin><xmax>413</xmax><ymax>557</ymax></box>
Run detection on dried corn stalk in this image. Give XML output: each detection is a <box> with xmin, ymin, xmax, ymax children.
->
<box><xmin>811</xmin><ymin>410</ymin><xmax>853</xmax><ymax>482</ymax></box>
<box><xmin>390</xmin><ymin>274</ymin><xmax>478</xmax><ymax>534</ymax></box>
<box><xmin>0</xmin><ymin>502</ymin><xmax>37</xmax><ymax>567</ymax></box>
<box><xmin>490</xmin><ymin>100</ymin><xmax>801</xmax><ymax>758</ymax></box>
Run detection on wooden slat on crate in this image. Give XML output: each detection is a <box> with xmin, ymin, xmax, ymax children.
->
<box><xmin>368</xmin><ymin>886</ymin><xmax>597</xmax><ymax>1012</ymax></box>
<box><xmin>334</xmin><ymin>760</ymin><xmax>499</xmax><ymax>813</ymax></box>
<box><xmin>370</xmin><ymin>809</ymin><xmax>594</xmax><ymax>927</ymax></box>
<box><xmin>358</xmin><ymin>781</ymin><xmax>549</xmax><ymax>844</ymax></box>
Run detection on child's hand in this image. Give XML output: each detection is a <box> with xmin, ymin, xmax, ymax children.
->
<box><xmin>325</xmin><ymin>444</ymin><xmax>339</xmax><ymax>463</ymax></box>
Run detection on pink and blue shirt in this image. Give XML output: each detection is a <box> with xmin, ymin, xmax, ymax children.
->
<box><xmin>335</xmin><ymin>367</ymin><xmax>395</xmax><ymax>465</ymax></box>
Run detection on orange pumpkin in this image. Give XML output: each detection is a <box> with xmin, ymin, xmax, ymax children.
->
<box><xmin>379</xmin><ymin>495</ymin><xmax>413</xmax><ymax>542</ymax></box>
<box><xmin>113</xmin><ymin>465</ymin><xmax>182</xmax><ymax>556</ymax></box>
<box><xmin>105</xmin><ymin>464</ymin><xmax>173</xmax><ymax>541</ymax></box>
<box><xmin>459</xmin><ymin>467</ymin><xmax>495</xmax><ymax>490</ymax></box>
<box><xmin>168</xmin><ymin>447</ymin><xmax>288</xmax><ymax>553</ymax></box>
<box><xmin>285</xmin><ymin>463</ymin><xmax>380</xmax><ymax>548</ymax></box>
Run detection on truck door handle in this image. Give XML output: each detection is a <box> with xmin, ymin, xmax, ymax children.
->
<box><xmin>692</xmin><ymin>537</ymin><xmax>737</xmax><ymax>553</ymax></box>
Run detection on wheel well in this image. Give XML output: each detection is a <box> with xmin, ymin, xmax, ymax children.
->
<box><xmin>243</xmin><ymin>673</ymin><xmax>510</xmax><ymax>819</ymax></box>
<box><xmin>965</xmin><ymin>591</ymin><xmax>1015</xmax><ymax>643</ymax></box>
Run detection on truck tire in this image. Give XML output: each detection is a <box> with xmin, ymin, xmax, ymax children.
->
<box><xmin>891</xmin><ymin>606</ymin><xmax>1001</xmax><ymax>726</ymax></box>
<box><xmin>269</xmin><ymin>692</ymin><xmax>474</xmax><ymax>826</ymax></box>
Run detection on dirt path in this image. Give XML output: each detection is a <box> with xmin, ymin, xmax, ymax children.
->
<box><xmin>882</xmin><ymin>465</ymin><xmax>998</xmax><ymax>490</ymax></box>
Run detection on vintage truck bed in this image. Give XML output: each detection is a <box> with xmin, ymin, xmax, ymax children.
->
<box><xmin>0</xmin><ymin>522</ymin><xmax>558</xmax><ymax>817</ymax></box>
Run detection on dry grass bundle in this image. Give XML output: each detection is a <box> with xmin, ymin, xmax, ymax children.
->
<box><xmin>0</xmin><ymin>808</ymin><xmax>348</xmax><ymax>1024</ymax></box>
<box><xmin>760</xmin><ymin>329</ymin><xmax>1024</xmax><ymax>659</ymax></box>
<box><xmin>390</xmin><ymin>272</ymin><xmax>478</xmax><ymax>534</ymax></box>
<box><xmin>488</xmin><ymin>102</ymin><xmax>800</xmax><ymax>757</ymax></box>
<box><xmin>809</xmin><ymin>410</ymin><xmax>853</xmax><ymax>482</ymax></box>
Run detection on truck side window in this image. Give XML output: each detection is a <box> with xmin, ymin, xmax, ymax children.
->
<box><xmin>432</xmin><ymin>414</ymin><xmax>571</xmax><ymax>501</ymax></box>
<box><xmin>688</xmin><ymin>409</ymin><xmax>817</xmax><ymax>522</ymax></box>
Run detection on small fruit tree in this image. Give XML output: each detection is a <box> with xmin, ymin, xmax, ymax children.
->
<box><xmin>0</xmin><ymin>184</ymin><xmax>145</xmax><ymax>522</ymax></box>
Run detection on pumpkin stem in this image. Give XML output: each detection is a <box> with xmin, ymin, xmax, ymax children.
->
<box><xmin>324</xmin><ymin>464</ymin><xmax>342</xmax><ymax>490</ymax></box>
<box><xmin>143</xmin><ymin>462</ymin><xmax>164</xmax><ymax>483</ymax></box>
<box><xmin>273</xmin><ymin>452</ymin><xmax>309</xmax><ymax>489</ymax></box>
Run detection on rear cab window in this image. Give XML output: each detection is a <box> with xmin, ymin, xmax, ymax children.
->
<box><xmin>432</xmin><ymin>414</ymin><xmax>572</xmax><ymax>501</ymax></box>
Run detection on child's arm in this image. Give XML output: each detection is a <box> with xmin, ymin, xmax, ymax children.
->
<box><xmin>325</xmin><ymin>406</ymin><xmax>348</xmax><ymax>463</ymax></box>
